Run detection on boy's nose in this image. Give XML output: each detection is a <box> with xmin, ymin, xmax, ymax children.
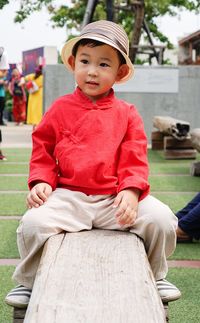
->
<box><xmin>88</xmin><ymin>66</ymin><xmax>98</xmax><ymax>76</ymax></box>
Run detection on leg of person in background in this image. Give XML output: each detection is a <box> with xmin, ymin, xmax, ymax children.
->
<box><xmin>176</xmin><ymin>193</ymin><xmax>200</xmax><ymax>242</ymax></box>
<box><xmin>0</xmin><ymin>96</ymin><xmax>7</xmax><ymax>126</ymax></box>
<box><xmin>0</xmin><ymin>129</ymin><xmax>7</xmax><ymax>160</ymax></box>
<box><xmin>13</xmin><ymin>97</ymin><xmax>26</xmax><ymax>126</ymax></box>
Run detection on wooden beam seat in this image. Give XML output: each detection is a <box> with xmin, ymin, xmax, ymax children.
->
<box><xmin>14</xmin><ymin>230</ymin><xmax>167</xmax><ymax>323</ymax></box>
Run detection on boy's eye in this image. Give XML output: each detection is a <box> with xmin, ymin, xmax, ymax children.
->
<box><xmin>80</xmin><ymin>59</ymin><xmax>88</xmax><ymax>64</ymax></box>
<box><xmin>100</xmin><ymin>63</ymin><xmax>109</xmax><ymax>67</ymax></box>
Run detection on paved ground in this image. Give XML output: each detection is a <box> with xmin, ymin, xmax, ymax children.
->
<box><xmin>0</xmin><ymin>122</ymin><xmax>199</xmax><ymax>268</ymax></box>
<box><xmin>1</xmin><ymin>122</ymin><xmax>32</xmax><ymax>148</ymax></box>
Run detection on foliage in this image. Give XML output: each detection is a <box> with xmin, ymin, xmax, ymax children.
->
<box><xmin>0</xmin><ymin>0</ymin><xmax>9</xmax><ymax>9</ymax></box>
<box><xmin>1</xmin><ymin>0</ymin><xmax>200</xmax><ymax>49</ymax></box>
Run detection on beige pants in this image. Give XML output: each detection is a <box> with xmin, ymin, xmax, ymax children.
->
<box><xmin>13</xmin><ymin>189</ymin><xmax>177</xmax><ymax>288</ymax></box>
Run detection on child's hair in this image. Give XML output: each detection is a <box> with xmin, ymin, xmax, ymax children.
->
<box><xmin>72</xmin><ymin>38</ymin><xmax>126</xmax><ymax>66</ymax></box>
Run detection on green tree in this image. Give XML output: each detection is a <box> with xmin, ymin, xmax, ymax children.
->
<box><xmin>1</xmin><ymin>0</ymin><xmax>200</xmax><ymax>62</ymax></box>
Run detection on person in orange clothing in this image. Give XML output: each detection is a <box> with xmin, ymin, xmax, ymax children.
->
<box><xmin>5</xmin><ymin>20</ymin><xmax>181</xmax><ymax>309</ymax></box>
<box><xmin>8</xmin><ymin>68</ymin><xmax>27</xmax><ymax>125</ymax></box>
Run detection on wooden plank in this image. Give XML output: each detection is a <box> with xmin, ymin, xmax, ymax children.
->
<box><xmin>13</xmin><ymin>307</ymin><xmax>26</xmax><ymax>323</ymax></box>
<box><xmin>191</xmin><ymin>128</ymin><xmax>200</xmax><ymax>152</ymax></box>
<box><xmin>164</xmin><ymin>149</ymin><xmax>197</xmax><ymax>160</ymax></box>
<box><xmin>190</xmin><ymin>161</ymin><xmax>200</xmax><ymax>176</ymax></box>
<box><xmin>24</xmin><ymin>230</ymin><xmax>166</xmax><ymax>323</ymax></box>
<box><xmin>164</xmin><ymin>136</ymin><xmax>194</xmax><ymax>149</ymax></box>
<box><xmin>151</xmin><ymin>140</ymin><xmax>164</xmax><ymax>150</ymax></box>
<box><xmin>151</xmin><ymin>131</ymin><xmax>164</xmax><ymax>150</ymax></box>
<box><xmin>163</xmin><ymin>303</ymin><xmax>169</xmax><ymax>322</ymax></box>
<box><xmin>151</xmin><ymin>130</ymin><xmax>165</xmax><ymax>141</ymax></box>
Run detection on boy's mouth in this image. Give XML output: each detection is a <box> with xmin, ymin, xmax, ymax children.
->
<box><xmin>86</xmin><ymin>81</ymin><xmax>99</xmax><ymax>86</ymax></box>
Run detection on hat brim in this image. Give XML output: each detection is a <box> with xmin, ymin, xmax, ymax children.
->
<box><xmin>61</xmin><ymin>35</ymin><xmax>134</xmax><ymax>84</ymax></box>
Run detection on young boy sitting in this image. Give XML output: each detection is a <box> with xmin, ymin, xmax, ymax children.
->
<box><xmin>5</xmin><ymin>20</ymin><xmax>181</xmax><ymax>308</ymax></box>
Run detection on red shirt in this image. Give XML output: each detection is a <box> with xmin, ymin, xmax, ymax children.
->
<box><xmin>29</xmin><ymin>87</ymin><xmax>150</xmax><ymax>200</ymax></box>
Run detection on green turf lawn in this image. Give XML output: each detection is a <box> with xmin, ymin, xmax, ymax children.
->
<box><xmin>0</xmin><ymin>193</ymin><xmax>27</xmax><ymax>216</ymax></box>
<box><xmin>149</xmin><ymin>175</ymin><xmax>200</xmax><ymax>192</ymax></box>
<box><xmin>0</xmin><ymin>266</ymin><xmax>15</xmax><ymax>323</ymax></box>
<box><xmin>170</xmin><ymin>241</ymin><xmax>200</xmax><ymax>260</ymax></box>
<box><xmin>0</xmin><ymin>221</ymin><xmax>19</xmax><ymax>258</ymax></box>
<box><xmin>0</xmin><ymin>176</ymin><xmax>28</xmax><ymax>191</ymax></box>
<box><xmin>149</xmin><ymin>163</ymin><xmax>191</xmax><ymax>175</ymax></box>
<box><xmin>167</xmin><ymin>268</ymin><xmax>200</xmax><ymax>323</ymax></box>
<box><xmin>152</xmin><ymin>192</ymin><xmax>197</xmax><ymax>214</ymax></box>
<box><xmin>2</xmin><ymin>148</ymin><xmax>31</xmax><ymax>163</ymax></box>
<box><xmin>0</xmin><ymin>163</ymin><xmax>29</xmax><ymax>174</ymax></box>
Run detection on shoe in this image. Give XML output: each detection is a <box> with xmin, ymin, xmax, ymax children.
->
<box><xmin>5</xmin><ymin>285</ymin><xmax>32</xmax><ymax>308</ymax></box>
<box><xmin>156</xmin><ymin>279</ymin><xmax>181</xmax><ymax>302</ymax></box>
<box><xmin>177</xmin><ymin>236</ymin><xmax>193</xmax><ymax>243</ymax></box>
<box><xmin>0</xmin><ymin>153</ymin><xmax>7</xmax><ymax>161</ymax></box>
<box><xmin>176</xmin><ymin>226</ymin><xmax>193</xmax><ymax>243</ymax></box>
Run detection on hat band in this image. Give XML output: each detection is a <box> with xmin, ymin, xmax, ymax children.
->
<box><xmin>81</xmin><ymin>28</ymin><xmax>128</xmax><ymax>55</ymax></box>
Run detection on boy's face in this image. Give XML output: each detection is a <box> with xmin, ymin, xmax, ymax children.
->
<box><xmin>69</xmin><ymin>43</ymin><xmax>128</xmax><ymax>102</ymax></box>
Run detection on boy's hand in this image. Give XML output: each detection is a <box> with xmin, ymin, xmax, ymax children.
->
<box><xmin>113</xmin><ymin>189</ymin><xmax>140</xmax><ymax>227</ymax></box>
<box><xmin>26</xmin><ymin>182</ymin><xmax>52</xmax><ymax>209</ymax></box>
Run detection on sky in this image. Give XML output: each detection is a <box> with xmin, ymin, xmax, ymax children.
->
<box><xmin>0</xmin><ymin>1</ymin><xmax>200</xmax><ymax>64</ymax></box>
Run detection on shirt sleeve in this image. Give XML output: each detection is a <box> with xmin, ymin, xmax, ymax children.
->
<box><xmin>28</xmin><ymin>107</ymin><xmax>59</xmax><ymax>190</ymax></box>
<box><xmin>117</xmin><ymin>105</ymin><xmax>150</xmax><ymax>200</ymax></box>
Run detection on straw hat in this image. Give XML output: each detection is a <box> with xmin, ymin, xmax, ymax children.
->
<box><xmin>0</xmin><ymin>47</ymin><xmax>9</xmax><ymax>70</ymax></box>
<box><xmin>61</xmin><ymin>20</ymin><xmax>134</xmax><ymax>83</ymax></box>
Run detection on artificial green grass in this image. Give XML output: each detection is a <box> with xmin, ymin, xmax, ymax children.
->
<box><xmin>2</xmin><ymin>148</ymin><xmax>31</xmax><ymax>163</ymax></box>
<box><xmin>149</xmin><ymin>175</ymin><xmax>199</xmax><ymax>192</ymax></box>
<box><xmin>3</xmin><ymin>155</ymin><xmax>30</xmax><ymax>162</ymax></box>
<box><xmin>0</xmin><ymin>163</ymin><xmax>28</xmax><ymax>174</ymax></box>
<box><xmin>0</xmin><ymin>266</ymin><xmax>15</xmax><ymax>323</ymax></box>
<box><xmin>167</xmin><ymin>268</ymin><xmax>200</xmax><ymax>323</ymax></box>
<box><xmin>170</xmin><ymin>241</ymin><xmax>200</xmax><ymax>260</ymax></box>
<box><xmin>2</xmin><ymin>148</ymin><xmax>31</xmax><ymax>155</ymax></box>
<box><xmin>0</xmin><ymin>193</ymin><xmax>27</xmax><ymax>216</ymax></box>
<box><xmin>149</xmin><ymin>163</ymin><xmax>191</xmax><ymax>175</ymax></box>
<box><xmin>0</xmin><ymin>176</ymin><xmax>28</xmax><ymax>191</ymax></box>
<box><xmin>152</xmin><ymin>192</ymin><xmax>196</xmax><ymax>214</ymax></box>
<box><xmin>0</xmin><ymin>221</ymin><xmax>19</xmax><ymax>258</ymax></box>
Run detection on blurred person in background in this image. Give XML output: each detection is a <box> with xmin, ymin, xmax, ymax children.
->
<box><xmin>0</xmin><ymin>47</ymin><xmax>9</xmax><ymax>160</ymax></box>
<box><xmin>25</xmin><ymin>65</ymin><xmax>43</xmax><ymax>130</ymax></box>
<box><xmin>0</xmin><ymin>47</ymin><xmax>9</xmax><ymax>126</ymax></box>
<box><xmin>8</xmin><ymin>68</ymin><xmax>27</xmax><ymax>126</ymax></box>
<box><xmin>0</xmin><ymin>129</ymin><xmax>6</xmax><ymax>160</ymax></box>
<box><xmin>176</xmin><ymin>192</ymin><xmax>200</xmax><ymax>242</ymax></box>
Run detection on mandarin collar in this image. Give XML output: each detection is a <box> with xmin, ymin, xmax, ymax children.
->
<box><xmin>73</xmin><ymin>87</ymin><xmax>115</xmax><ymax>110</ymax></box>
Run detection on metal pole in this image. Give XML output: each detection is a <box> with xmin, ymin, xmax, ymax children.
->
<box><xmin>82</xmin><ymin>0</ymin><xmax>99</xmax><ymax>28</ymax></box>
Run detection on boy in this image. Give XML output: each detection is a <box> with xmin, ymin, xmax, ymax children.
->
<box><xmin>5</xmin><ymin>20</ymin><xmax>181</xmax><ymax>308</ymax></box>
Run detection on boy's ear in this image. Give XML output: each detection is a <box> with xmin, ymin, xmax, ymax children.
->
<box><xmin>68</xmin><ymin>55</ymin><xmax>75</xmax><ymax>70</ymax></box>
<box><xmin>116</xmin><ymin>64</ymin><xmax>129</xmax><ymax>82</ymax></box>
